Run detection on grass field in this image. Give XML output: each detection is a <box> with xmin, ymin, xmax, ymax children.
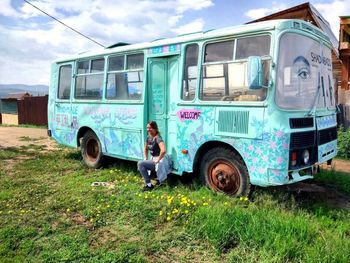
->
<box><xmin>0</xmin><ymin>144</ymin><xmax>349</xmax><ymax>263</ymax></box>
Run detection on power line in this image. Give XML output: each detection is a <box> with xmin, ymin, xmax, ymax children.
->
<box><xmin>23</xmin><ymin>0</ymin><xmax>106</xmax><ymax>48</ymax></box>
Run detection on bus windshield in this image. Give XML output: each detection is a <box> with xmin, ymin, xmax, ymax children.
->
<box><xmin>276</xmin><ymin>33</ymin><xmax>335</xmax><ymax>110</ymax></box>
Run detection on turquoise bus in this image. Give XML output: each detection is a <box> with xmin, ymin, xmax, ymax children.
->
<box><xmin>48</xmin><ymin>19</ymin><xmax>337</xmax><ymax>196</ymax></box>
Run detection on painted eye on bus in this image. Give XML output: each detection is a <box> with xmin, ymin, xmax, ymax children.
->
<box><xmin>297</xmin><ymin>67</ymin><xmax>311</xmax><ymax>80</ymax></box>
<box><xmin>293</xmin><ymin>56</ymin><xmax>311</xmax><ymax>81</ymax></box>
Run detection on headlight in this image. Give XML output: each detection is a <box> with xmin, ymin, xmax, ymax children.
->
<box><xmin>302</xmin><ymin>149</ymin><xmax>310</xmax><ymax>165</ymax></box>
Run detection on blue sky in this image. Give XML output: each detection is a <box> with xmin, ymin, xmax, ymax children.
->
<box><xmin>0</xmin><ymin>0</ymin><xmax>349</xmax><ymax>85</ymax></box>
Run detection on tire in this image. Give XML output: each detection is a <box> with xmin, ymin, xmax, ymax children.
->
<box><xmin>199</xmin><ymin>147</ymin><xmax>250</xmax><ymax>196</ymax></box>
<box><xmin>81</xmin><ymin>130</ymin><xmax>104</xmax><ymax>169</ymax></box>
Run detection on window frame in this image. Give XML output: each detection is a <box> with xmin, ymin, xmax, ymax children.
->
<box><xmin>105</xmin><ymin>52</ymin><xmax>145</xmax><ymax>101</ymax></box>
<box><xmin>74</xmin><ymin>57</ymin><xmax>106</xmax><ymax>100</ymax></box>
<box><xmin>199</xmin><ymin>34</ymin><xmax>272</xmax><ymax>102</ymax></box>
<box><xmin>57</xmin><ymin>63</ymin><xmax>73</xmax><ymax>101</ymax></box>
<box><xmin>181</xmin><ymin>43</ymin><xmax>200</xmax><ymax>102</ymax></box>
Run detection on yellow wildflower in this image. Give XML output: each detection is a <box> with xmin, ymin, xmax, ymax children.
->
<box><xmin>166</xmin><ymin>216</ymin><xmax>171</xmax><ymax>221</ymax></box>
<box><xmin>159</xmin><ymin>211</ymin><xmax>163</xmax><ymax>216</ymax></box>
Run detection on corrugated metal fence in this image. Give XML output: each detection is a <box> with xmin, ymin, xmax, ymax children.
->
<box><xmin>17</xmin><ymin>96</ymin><xmax>48</xmax><ymax>126</ymax></box>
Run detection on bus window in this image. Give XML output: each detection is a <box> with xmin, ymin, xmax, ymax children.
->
<box><xmin>201</xmin><ymin>37</ymin><xmax>269</xmax><ymax>101</ymax></box>
<box><xmin>109</xmin><ymin>55</ymin><xmax>124</xmax><ymax>71</ymax></box>
<box><xmin>58</xmin><ymin>65</ymin><xmax>72</xmax><ymax>100</ymax></box>
<box><xmin>75</xmin><ymin>58</ymin><xmax>104</xmax><ymax>100</ymax></box>
<box><xmin>201</xmin><ymin>40</ymin><xmax>234</xmax><ymax>101</ymax></box>
<box><xmin>205</xmin><ymin>40</ymin><xmax>234</xmax><ymax>62</ymax></box>
<box><xmin>235</xmin><ymin>35</ymin><xmax>270</xmax><ymax>60</ymax></box>
<box><xmin>127</xmin><ymin>54</ymin><xmax>144</xmax><ymax>69</ymax></box>
<box><xmin>182</xmin><ymin>44</ymin><xmax>198</xmax><ymax>101</ymax></box>
<box><xmin>106</xmin><ymin>53</ymin><xmax>144</xmax><ymax>100</ymax></box>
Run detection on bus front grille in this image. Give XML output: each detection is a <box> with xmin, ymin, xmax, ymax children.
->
<box><xmin>290</xmin><ymin>118</ymin><xmax>314</xmax><ymax>129</ymax></box>
<box><xmin>318</xmin><ymin>127</ymin><xmax>337</xmax><ymax>145</ymax></box>
<box><xmin>290</xmin><ymin>131</ymin><xmax>316</xmax><ymax>149</ymax></box>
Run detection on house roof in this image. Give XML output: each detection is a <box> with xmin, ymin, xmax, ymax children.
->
<box><xmin>247</xmin><ymin>2</ymin><xmax>339</xmax><ymax>57</ymax></box>
<box><xmin>4</xmin><ymin>92</ymin><xmax>32</xmax><ymax>100</ymax></box>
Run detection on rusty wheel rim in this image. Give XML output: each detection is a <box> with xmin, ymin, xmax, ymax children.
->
<box><xmin>207</xmin><ymin>159</ymin><xmax>241</xmax><ymax>195</ymax></box>
<box><xmin>86</xmin><ymin>138</ymin><xmax>99</xmax><ymax>162</ymax></box>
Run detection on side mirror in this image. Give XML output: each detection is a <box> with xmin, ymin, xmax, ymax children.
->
<box><xmin>247</xmin><ymin>56</ymin><xmax>263</xmax><ymax>89</ymax></box>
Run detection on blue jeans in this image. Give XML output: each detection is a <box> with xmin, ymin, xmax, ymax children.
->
<box><xmin>137</xmin><ymin>158</ymin><xmax>169</xmax><ymax>184</ymax></box>
<box><xmin>137</xmin><ymin>160</ymin><xmax>156</xmax><ymax>184</ymax></box>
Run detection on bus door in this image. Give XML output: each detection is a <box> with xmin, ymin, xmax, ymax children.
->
<box><xmin>147</xmin><ymin>56</ymin><xmax>179</xmax><ymax>148</ymax></box>
<box><xmin>54</xmin><ymin>63</ymin><xmax>74</xmax><ymax>137</ymax></box>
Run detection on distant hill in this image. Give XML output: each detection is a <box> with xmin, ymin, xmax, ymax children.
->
<box><xmin>0</xmin><ymin>84</ymin><xmax>49</xmax><ymax>98</ymax></box>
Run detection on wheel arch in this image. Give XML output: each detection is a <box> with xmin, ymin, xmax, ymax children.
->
<box><xmin>77</xmin><ymin>126</ymin><xmax>97</xmax><ymax>147</ymax></box>
<box><xmin>193</xmin><ymin>140</ymin><xmax>246</xmax><ymax>173</ymax></box>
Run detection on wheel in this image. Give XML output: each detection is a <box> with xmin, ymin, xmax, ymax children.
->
<box><xmin>199</xmin><ymin>147</ymin><xmax>250</xmax><ymax>196</ymax></box>
<box><xmin>81</xmin><ymin>130</ymin><xmax>103</xmax><ymax>168</ymax></box>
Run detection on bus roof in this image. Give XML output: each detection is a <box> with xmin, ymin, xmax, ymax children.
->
<box><xmin>54</xmin><ymin>19</ymin><xmax>331</xmax><ymax>63</ymax></box>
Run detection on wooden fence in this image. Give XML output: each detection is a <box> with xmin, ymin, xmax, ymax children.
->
<box><xmin>17</xmin><ymin>96</ymin><xmax>48</xmax><ymax>126</ymax></box>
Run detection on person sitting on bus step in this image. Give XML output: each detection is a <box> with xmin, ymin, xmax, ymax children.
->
<box><xmin>137</xmin><ymin>121</ymin><xmax>171</xmax><ymax>191</ymax></box>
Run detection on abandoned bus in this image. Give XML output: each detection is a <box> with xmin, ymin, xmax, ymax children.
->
<box><xmin>48</xmin><ymin>19</ymin><xmax>337</xmax><ymax>196</ymax></box>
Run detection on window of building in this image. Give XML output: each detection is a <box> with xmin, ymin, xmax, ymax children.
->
<box><xmin>75</xmin><ymin>58</ymin><xmax>105</xmax><ymax>100</ymax></box>
<box><xmin>106</xmin><ymin>53</ymin><xmax>144</xmax><ymax>100</ymax></box>
<box><xmin>58</xmin><ymin>65</ymin><xmax>72</xmax><ymax>100</ymax></box>
<box><xmin>182</xmin><ymin>44</ymin><xmax>198</xmax><ymax>101</ymax></box>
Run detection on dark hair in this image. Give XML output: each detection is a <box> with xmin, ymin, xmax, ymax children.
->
<box><xmin>147</xmin><ymin>121</ymin><xmax>160</xmax><ymax>135</ymax></box>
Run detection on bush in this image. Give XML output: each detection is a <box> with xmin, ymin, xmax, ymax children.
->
<box><xmin>337</xmin><ymin>125</ymin><xmax>350</xmax><ymax>159</ymax></box>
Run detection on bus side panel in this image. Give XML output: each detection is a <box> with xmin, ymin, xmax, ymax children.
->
<box><xmin>73</xmin><ymin>103</ymin><xmax>144</xmax><ymax>160</ymax></box>
<box><xmin>172</xmin><ymin>105</ymin><xmax>290</xmax><ymax>187</ymax></box>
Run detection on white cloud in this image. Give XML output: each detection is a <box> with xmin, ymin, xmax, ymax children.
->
<box><xmin>0</xmin><ymin>0</ymin><xmax>214</xmax><ymax>85</ymax></box>
<box><xmin>244</xmin><ymin>0</ymin><xmax>350</xmax><ymax>39</ymax></box>
<box><xmin>0</xmin><ymin>0</ymin><xmax>21</xmax><ymax>17</ymax></box>
<box><xmin>172</xmin><ymin>19</ymin><xmax>205</xmax><ymax>35</ymax></box>
<box><xmin>314</xmin><ymin>0</ymin><xmax>350</xmax><ymax>39</ymax></box>
<box><xmin>245</xmin><ymin>2</ymin><xmax>287</xmax><ymax>20</ymax></box>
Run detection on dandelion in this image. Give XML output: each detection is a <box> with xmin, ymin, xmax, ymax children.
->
<box><xmin>166</xmin><ymin>216</ymin><xmax>171</xmax><ymax>221</ymax></box>
<box><xmin>159</xmin><ymin>211</ymin><xmax>163</xmax><ymax>216</ymax></box>
<box><xmin>203</xmin><ymin>202</ymin><xmax>208</xmax><ymax>206</ymax></box>
<box><xmin>239</xmin><ymin>197</ymin><xmax>244</xmax><ymax>201</ymax></box>
<box><xmin>244</xmin><ymin>197</ymin><xmax>249</xmax><ymax>201</ymax></box>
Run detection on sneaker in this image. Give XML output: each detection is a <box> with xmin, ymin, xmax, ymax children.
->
<box><xmin>142</xmin><ymin>184</ymin><xmax>154</xmax><ymax>192</ymax></box>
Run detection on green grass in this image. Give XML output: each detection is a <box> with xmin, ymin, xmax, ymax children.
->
<box><xmin>0</xmin><ymin>145</ymin><xmax>349</xmax><ymax>262</ymax></box>
<box><xmin>0</xmin><ymin>124</ymin><xmax>47</xmax><ymax>129</ymax></box>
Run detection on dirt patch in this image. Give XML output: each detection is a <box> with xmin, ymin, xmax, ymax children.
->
<box><xmin>71</xmin><ymin>213</ymin><xmax>93</xmax><ymax>230</ymax></box>
<box><xmin>283</xmin><ymin>182</ymin><xmax>350</xmax><ymax>210</ymax></box>
<box><xmin>321</xmin><ymin>159</ymin><xmax>350</xmax><ymax>174</ymax></box>
<box><xmin>0</xmin><ymin>126</ymin><xmax>58</xmax><ymax>150</ymax></box>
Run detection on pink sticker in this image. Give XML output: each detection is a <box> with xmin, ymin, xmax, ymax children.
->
<box><xmin>177</xmin><ymin>109</ymin><xmax>201</xmax><ymax>122</ymax></box>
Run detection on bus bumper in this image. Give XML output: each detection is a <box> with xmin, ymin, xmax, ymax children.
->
<box><xmin>267</xmin><ymin>168</ymin><xmax>314</xmax><ymax>186</ymax></box>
